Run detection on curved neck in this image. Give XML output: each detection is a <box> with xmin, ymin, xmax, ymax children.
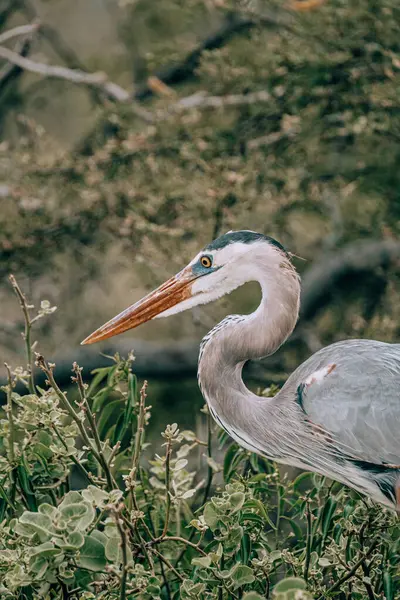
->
<box><xmin>198</xmin><ymin>261</ymin><xmax>300</xmax><ymax>454</ymax></box>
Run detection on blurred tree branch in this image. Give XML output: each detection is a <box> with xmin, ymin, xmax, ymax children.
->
<box><xmin>0</xmin><ymin>28</ymin><xmax>34</xmax><ymax>94</ymax></box>
<box><xmin>133</xmin><ymin>12</ymin><xmax>278</xmax><ymax>101</ymax></box>
<box><xmin>0</xmin><ymin>41</ymin><xmax>133</xmax><ymax>102</ymax></box>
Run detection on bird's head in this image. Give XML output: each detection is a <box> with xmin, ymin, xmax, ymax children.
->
<box><xmin>81</xmin><ymin>230</ymin><xmax>292</xmax><ymax>345</ymax></box>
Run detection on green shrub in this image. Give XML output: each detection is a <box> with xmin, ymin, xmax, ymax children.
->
<box><xmin>0</xmin><ymin>278</ymin><xmax>399</xmax><ymax>599</ymax></box>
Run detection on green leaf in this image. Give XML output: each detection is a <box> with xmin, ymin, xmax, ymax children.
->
<box><xmin>224</xmin><ymin>523</ymin><xmax>243</xmax><ymax>555</ymax></box>
<box><xmin>30</xmin><ymin>556</ymin><xmax>49</xmax><ymax>579</ymax></box>
<box><xmin>58</xmin><ymin>531</ymin><xmax>85</xmax><ymax>549</ymax></box>
<box><xmin>243</xmin><ymin>594</ymin><xmax>265</xmax><ymax>600</ymax></box>
<box><xmin>59</xmin><ymin>500</ymin><xmax>95</xmax><ymax>530</ymax></box>
<box><xmin>273</xmin><ymin>577</ymin><xmax>307</xmax><ymax>592</ymax></box>
<box><xmin>229</xmin><ymin>492</ymin><xmax>245</xmax><ymax>513</ymax></box>
<box><xmin>17</xmin><ymin>465</ymin><xmax>37</xmax><ymax>511</ymax></box>
<box><xmin>191</xmin><ymin>555</ymin><xmax>212</xmax><ymax>568</ymax></box>
<box><xmin>203</xmin><ymin>503</ymin><xmax>219</xmax><ymax>530</ymax></box>
<box><xmin>244</xmin><ymin>498</ymin><xmax>276</xmax><ymax>530</ymax></box>
<box><xmin>230</xmin><ymin>564</ymin><xmax>255</xmax><ymax>589</ymax></box>
<box><xmin>173</xmin><ymin>458</ymin><xmax>188</xmax><ymax>471</ymax></box>
<box><xmin>97</xmin><ymin>399</ymin><xmax>125</xmax><ymax>439</ymax></box>
<box><xmin>321</xmin><ymin>498</ymin><xmax>337</xmax><ymax>538</ymax></box>
<box><xmin>16</xmin><ymin>512</ymin><xmax>53</xmax><ymax>542</ymax></box>
<box><xmin>0</xmin><ymin>478</ymin><xmax>16</xmax><ymax>511</ymax></box>
<box><xmin>292</xmin><ymin>472</ymin><xmax>313</xmax><ymax>491</ymax></box>
<box><xmin>82</xmin><ymin>485</ymin><xmax>110</xmax><ymax>507</ymax></box>
<box><xmin>180</xmin><ymin>579</ymin><xmax>206</xmax><ymax>599</ymax></box>
<box><xmin>88</xmin><ymin>367</ymin><xmax>111</xmax><ymax>397</ymax></box>
<box><xmin>383</xmin><ymin>571</ymin><xmax>393</xmax><ymax>600</ymax></box>
<box><xmin>29</xmin><ymin>542</ymin><xmax>62</xmax><ymax>560</ymax></box>
<box><xmin>90</xmin><ymin>529</ymin><xmax>108</xmax><ymax>545</ymax></box>
<box><xmin>113</xmin><ymin>371</ymin><xmax>136</xmax><ymax>444</ymax></box>
<box><xmin>240</xmin><ymin>533</ymin><xmax>252</xmax><ymax>565</ymax></box>
<box><xmin>77</xmin><ymin>534</ymin><xmax>107</xmax><ymax>571</ymax></box>
<box><xmin>223</xmin><ymin>444</ymin><xmax>243</xmax><ymax>482</ymax></box>
<box><xmin>38</xmin><ymin>503</ymin><xmax>59</xmax><ymax>518</ymax></box>
<box><xmin>59</xmin><ymin>491</ymin><xmax>82</xmax><ymax>506</ymax></box>
<box><xmin>281</xmin><ymin>516</ymin><xmax>303</xmax><ymax>540</ymax></box>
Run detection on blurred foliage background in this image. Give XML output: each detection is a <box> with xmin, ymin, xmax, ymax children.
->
<box><xmin>0</xmin><ymin>0</ymin><xmax>400</xmax><ymax>436</ymax></box>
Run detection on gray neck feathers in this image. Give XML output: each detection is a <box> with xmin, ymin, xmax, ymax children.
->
<box><xmin>197</xmin><ymin>252</ymin><xmax>300</xmax><ymax>455</ymax></box>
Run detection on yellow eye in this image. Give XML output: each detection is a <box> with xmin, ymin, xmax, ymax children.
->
<box><xmin>200</xmin><ymin>255</ymin><xmax>213</xmax><ymax>268</ymax></box>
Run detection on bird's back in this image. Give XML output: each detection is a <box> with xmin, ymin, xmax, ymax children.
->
<box><xmin>283</xmin><ymin>339</ymin><xmax>400</xmax><ymax>465</ymax></box>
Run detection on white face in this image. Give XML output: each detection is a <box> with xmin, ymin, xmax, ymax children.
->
<box><xmin>156</xmin><ymin>238</ymin><xmax>286</xmax><ymax>319</ymax></box>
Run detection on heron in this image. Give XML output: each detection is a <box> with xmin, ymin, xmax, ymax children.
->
<box><xmin>82</xmin><ymin>230</ymin><xmax>400</xmax><ymax>510</ymax></box>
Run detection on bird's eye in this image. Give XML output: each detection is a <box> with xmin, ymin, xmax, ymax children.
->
<box><xmin>200</xmin><ymin>255</ymin><xmax>213</xmax><ymax>268</ymax></box>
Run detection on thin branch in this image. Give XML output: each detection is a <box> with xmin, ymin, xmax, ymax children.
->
<box><xmin>304</xmin><ymin>499</ymin><xmax>313</xmax><ymax>582</ymax></box>
<box><xmin>9</xmin><ymin>275</ymin><xmax>35</xmax><ymax>394</ymax></box>
<box><xmin>161</xmin><ymin>438</ymin><xmax>172</xmax><ymax>539</ymax></box>
<box><xmin>35</xmin><ymin>354</ymin><xmax>111</xmax><ymax>488</ymax></box>
<box><xmin>202</xmin><ymin>412</ymin><xmax>213</xmax><ymax>507</ymax></box>
<box><xmin>51</xmin><ymin>423</ymin><xmax>99</xmax><ymax>487</ymax></box>
<box><xmin>320</xmin><ymin>541</ymin><xmax>379</xmax><ymax>598</ymax></box>
<box><xmin>150</xmin><ymin>535</ymin><xmax>207</xmax><ymax>555</ymax></box>
<box><xmin>129</xmin><ymin>380</ymin><xmax>148</xmax><ymax>498</ymax></box>
<box><xmin>133</xmin><ymin>13</ymin><xmax>259</xmax><ymax>101</ymax></box>
<box><xmin>133</xmin><ymin>10</ymin><xmax>293</xmax><ymax>102</ymax></box>
<box><xmin>0</xmin><ymin>23</ymin><xmax>38</xmax><ymax>45</ymax></box>
<box><xmin>113</xmin><ymin>506</ymin><xmax>129</xmax><ymax>600</ymax></box>
<box><xmin>72</xmin><ymin>362</ymin><xmax>117</xmax><ymax>490</ymax></box>
<box><xmin>150</xmin><ymin>548</ymin><xmax>185</xmax><ymax>583</ymax></box>
<box><xmin>0</xmin><ymin>43</ymin><xmax>153</xmax><ymax>116</ymax></box>
<box><xmin>4</xmin><ymin>363</ymin><xmax>15</xmax><ymax>464</ymax></box>
<box><xmin>4</xmin><ymin>363</ymin><xmax>17</xmax><ymax>508</ymax></box>
<box><xmin>155</xmin><ymin>90</ymin><xmax>271</xmax><ymax>120</ymax></box>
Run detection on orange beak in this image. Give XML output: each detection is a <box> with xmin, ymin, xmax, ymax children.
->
<box><xmin>81</xmin><ymin>266</ymin><xmax>195</xmax><ymax>345</ymax></box>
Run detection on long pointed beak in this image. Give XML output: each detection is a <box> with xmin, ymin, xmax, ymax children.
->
<box><xmin>81</xmin><ymin>266</ymin><xmax>195</xmax><ymax>345</ymax></box>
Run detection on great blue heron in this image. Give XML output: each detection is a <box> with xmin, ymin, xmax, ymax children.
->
<box><xmin>82</xmin><ymin>230</ymin><xmax>400</xmax><ymax>510</ymax></box>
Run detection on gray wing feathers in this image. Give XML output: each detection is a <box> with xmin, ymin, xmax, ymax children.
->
<box><xmin>285</xmin><ymin>340</ymin><xmax>400</xmax><ymax>464</ymax></box>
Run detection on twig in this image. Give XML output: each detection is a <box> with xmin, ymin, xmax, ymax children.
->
<box><xmin>133</xmin><ymin>14</ymin><xmax>259</xmax><ymax>101</ymax></box>
<box><xmin>4</xmin><ymin>363</ymin><xmax>15</xmax><ymax>463</ymax></box>
<box><xmin>359</xmin><ymin>519</ymin><xmax>377</xmax><ymax>600</ymax></box>
<box><xmin>0</xmin><ymin>33</ymin><xmax>32</xmax><ymax>93</ymax></box>
<box><xmin>161</xmin><ymin>438</ymin><xmax>172</xmax><ymax>539</ymax></box>
<box><xmin>36</xmin><ymin>355</ymin><xmax>111</xmax><ymax>488</ymax></box>
<box><xmin>133</xmin><ymin>10</ymin><xmax>294</xmax><ymax>102</ymax></box>
<box><xmin>150</xmin><ymin>548</ymin><xmax>184</xmax><ymax>583</ymax></box>
<box><xmin>9</xmin><ymin>275</ymin><xmax>35</xmax><ymax>394</ymax></box>
<box><xmin>0</xmin><ymin>23</ymin><xmax>39</xmax><ymax>45</ymax></box>
<box><xmin>0</xmin><ymin>43</ymin><xmax>152</xmax><ymax>114</ymax></box>
<box><xmin>51</xmin><ymin>423</ymin><xmax>99</xmax><ymax>487</ymax></box>
<box><xmin>155</xmin><ymin>90</ymin><xmax>272</xmax><ymax>120</ymax></box>
<box><xmin>320</xmin><ymin>541</ymin><xmax>379</xmax><ymax>598</ymax></box>
<box><xmin>202</xmin><ymin>412</ymin><xmax>213</xmax><ymax>507</ymax></box>
<box><xmin>131</xmin><ymin>381</ymin><xmax>148</xmax><ymax>479</ymax></box>
<box><xmin>113</xmin><ymin>505</ymin><xmax>129</xmax><ymax>600</ymax></box>
<box><xmin>72</xmin><ymin>362</ymin><xmax>117</xmax><ymax>490</ymax></box>
<box><xmin>4</xmin><ymin>363</ymin><xmax>18</xmax><ymax>509</ymax></box>
<box><xmin>304</xmin><ymin>499</ymin><xmax>313</xmax><ymax>582</ymax></box>
<box><xmin>150</xmin><ymin>535</ymin><xmax>207</xmax><ymax>555</ymax></box>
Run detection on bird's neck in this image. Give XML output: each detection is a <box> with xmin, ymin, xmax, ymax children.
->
<box><xmin>198</xmin><ymin>262</ymin><xmax>300</xmax><ymax>452</ymax></box>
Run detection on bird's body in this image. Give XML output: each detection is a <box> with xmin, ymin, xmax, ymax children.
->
<box><xmin>83</xmin><ymin>230</ymin><xmax>400</xmax><ymax>510</ymax></box>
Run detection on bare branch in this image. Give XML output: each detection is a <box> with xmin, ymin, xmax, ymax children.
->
<box><xmin>0</xmin><ymin>43</ymin><xmax>134</xmax><ymax>104</ymax></box>
<box><xmin>133</xmin><ymin>13</ymin><xmax>262</xmax><ymax>101</ymax></box>
<box><xmin>299</xmin><ymin>239</ymin><xmax>400</xmax><ymax>320</ymax></box>
<box><xmin>155</xmin><ymin>90</ymin><xmax>272</xmax><ymax>120</ymax></box>
<box><xmin>0</xmin><ymin>23</ymin><xmax>38</xmax><ymax>45</ymax></box>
